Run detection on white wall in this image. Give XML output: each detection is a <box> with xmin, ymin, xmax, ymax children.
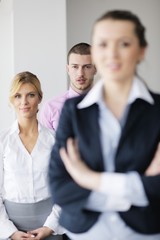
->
<box><xmin>67</xmin><ymin>0</ymin><xmax>160</xmax><ymax>92</ymax></box>
<box><xmin>13</xmin><ymin>0</ymin><xmax>67</xmax><ymax>101</ymax></box>
<box><xmin>0</xmin><ymin>0</ymin><xmax>67</xmax><ymax>131</ymax></box>
<box><xmin>0</xmin><ymin>0</ymin><xmax>14</xmax><ymax>131</ymax></box>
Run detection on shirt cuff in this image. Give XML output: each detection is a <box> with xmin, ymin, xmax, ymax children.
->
<box><xmin>99</xmin><ymin>171</ymin><xmax>149</xmax><ymax>210</ymax></box>
<box><xmin>43</xmin><ymin>204</ymin><xmax>65</xmax><ymax>235</ymax></box>
<box><xmin>0</xmin><ymin>220</ymin><xmax>18</xmax><ymax>239</ymax></box>
<box><xmin>126</xmin><ymin>171</ymin><xmax>149</xmax><ymax>206</ymax></box>
<box><xmin>99</xmin><ymin>172</ymin><xmax>131</xmax><ymax>211</ymax></box>
<box><xmin>99</xmin><ymin>172</ymin><xmax>128</xmax><ymax>196</ymax></box>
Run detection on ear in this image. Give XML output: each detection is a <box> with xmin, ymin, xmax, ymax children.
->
<box><xmin>38</xmin><ymin>96</ymin><xmax>42</xmax><ymax>104</ymax></box>
<box><xmin>138</xmin><ymin>47</ymin><xmax>147</xmax><ymax>62</ymax></box>
<box><xmin>66</xmin><ymin>64</ymin><xmax>69</xmax><ymax>74</ymax></box>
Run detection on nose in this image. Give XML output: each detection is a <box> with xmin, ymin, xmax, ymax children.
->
<box><xmin>77</xmin><ymin>67</ymin><xmax>84</xmax><ymax>76</ymax></box>
<box><xmin>106</xmin><ymin>44</ymin><xmax>118</xmax><ymax>59</ymax></box>
<box><xmin>21</xmin><ymin>96</ymin><xmax>28</xmax><ymax>105</ymax></box>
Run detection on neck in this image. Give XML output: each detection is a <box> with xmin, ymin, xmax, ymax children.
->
<box><xmin>71</xmin><ymin>85</ymin><xmax>92</xmax><ymax>95</ymax></box>
<box><xmin>103</xmin><ymin>78</ymin><xmax>133</xmax><ymax>104</ymax></box>
<box><xmin>102</xmin><ymin>78</ymin><xmax>133</xmax><ymax>120</ymax></box>
<box><xmin>18</xmin><ymin>118</ymin><xmax>38</xmax><ymax>135</ymax></box>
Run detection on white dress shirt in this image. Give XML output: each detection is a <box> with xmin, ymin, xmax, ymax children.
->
<box><xmin>0</xmin><ymin>121</ymin><xmax>64</xmax><ymax>239</ymax></box>
<box><xmin>66</xmin><ymin>77</ymin><xmax>160</xmax><ymax>240</ymax></box>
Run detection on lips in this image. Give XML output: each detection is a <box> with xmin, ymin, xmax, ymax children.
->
<box><xmin>20</xmin><ymin>108</ymin><xmax>30</xmax><ymax>111</ymax></box>
<box><xmin>76</xmin><ymin>79</ymin><xmax>86</xmax><ymax>84</ymax></box>
<box><xmin>107</xmin><ymin>63</ymin><xmax>121</xmax><ymax>71</ymax></box>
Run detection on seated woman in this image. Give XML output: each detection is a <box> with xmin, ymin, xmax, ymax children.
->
<box><xmin>0</xmin><ymin>71</ymin><xmax>64</xmax><ymax>240</ymax></box>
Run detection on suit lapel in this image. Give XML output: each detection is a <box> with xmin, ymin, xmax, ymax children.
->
<box><xmin>80</xmin><ymin>103</ymin><xmax>104</xmax><ymax>171</ymax></box>
<box><xmin>116</xmin><ymin>99</ymin><xmax>150</xmax><ymax>155</ymax></box>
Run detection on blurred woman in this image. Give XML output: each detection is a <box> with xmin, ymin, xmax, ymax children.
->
<box><xmin>49</xmin><ymin>10</ymin><xmax>160</xmax><ymax>240</ymax></box>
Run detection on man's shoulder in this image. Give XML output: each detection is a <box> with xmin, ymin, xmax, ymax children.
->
<box><xmin>65</xmin><ymin>94</ymin><xmax>85</xmax><ymax>105</ymax></box>
<box><xmin>45</xmin><ymin>91</ymin><xmax>69</xmax><ymax>106</ymax></box>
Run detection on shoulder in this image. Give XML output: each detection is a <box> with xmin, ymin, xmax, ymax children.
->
<box><xmin>38</xmin><ymin>122</ymin><xmax>55</xmax><ymax>144</ymax></box>
<box><xmin>0</xmin><ymin>126</ymin><xmax>13</xmax><ymax>150</ymax></box>
<box><xmin>64</xmin><ymin>94</ymin><xmax>85</xmax><ymax>108</ymax></box>
<box><xmin>43</xmin><ymin>91</ymin><xmax>69</xmax><ymax>106</ymax></box>
<box><xmin>40</xmin><ymin>91</ymin><xmax>69</xmax><ymax>117</ymax></box>
<box><xmin>39</xmin><ymin>122</ymin><xmax>55</xmax><ymax>136</ymax></box>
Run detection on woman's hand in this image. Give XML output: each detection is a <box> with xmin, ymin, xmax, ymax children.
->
<box><xmin>27</xmin><ymin>226</ymin><xmax>53</xmax><ymax>240</ymax></box>
<box><xmin>60</xmin><ymin>138</ymin><xmax>101</xmax><ymax>191</ymax></box>
<box><xmin>11</xmin><ymin>230</ymin><xmax>34</xmax><ymax>240</ymax></box>
<box><xmin>145</xmin><ymin>143</ymin><xmax>160</xmax><ymax>176</ymax></box>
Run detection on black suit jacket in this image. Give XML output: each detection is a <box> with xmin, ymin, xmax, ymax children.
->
<box><xmin>49</xmin><ymin>92</ymin><xmax>160</xmax><ymax>234</ymax></box>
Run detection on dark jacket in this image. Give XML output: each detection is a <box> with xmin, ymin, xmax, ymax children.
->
<box><xmin>49</xmin><ymin>92</ymin><xmax>160</xmax><ymax>234</ymax></box>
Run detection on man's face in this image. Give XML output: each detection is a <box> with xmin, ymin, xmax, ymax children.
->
<box><xmin>67</xmin><ymin>53</ymin><xmax>96</xmax><ymax>93</ymax></box>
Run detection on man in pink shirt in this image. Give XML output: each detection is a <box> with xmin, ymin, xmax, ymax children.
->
<box><xmin>39</xmin><ymin>42</ymin><xmax>96</xmax><ymax>131</ymax></box>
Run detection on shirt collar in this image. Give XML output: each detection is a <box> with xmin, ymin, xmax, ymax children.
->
<box><xmin>77</xmin><ymin>76</ymin><xmax>154</xmax><ymax>109</ymax></box>
<box><xmin>9</xmin><ymin>120</ymin><xmax>42</xmax><ymax>135</ymax></box>
<box><xmin>9</xmin><ymin>120</ymin><xmax>20</xmax><ymax>135</ymax></box>
<box><xmin>68</xmin><ymin>87</ymin><xmax>81</xmax><ymax>98</ymax></box>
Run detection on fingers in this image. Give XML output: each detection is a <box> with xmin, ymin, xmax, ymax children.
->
<box><xmin>66</xmin><ymin>138</ymin><xmax>80</xmax><ymax>161</ymax></box>
<box><xmin>60</xmin><ymin>145</ymin><xmax>70</xmax><ymax>166</ymax></box>
<box><xmin>60</xmin><ymin>138</ymin><xmax>80</xmax><ymax>166</ymax></box>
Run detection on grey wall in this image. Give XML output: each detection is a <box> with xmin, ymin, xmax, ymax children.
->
<box><xmin>0</xmin><ymin>0</ymin><xmax>160</xmax><ymax>131</ymax></box>
<box><xmin>67</xmin><ymin>0</ymin><xmax>160</xmax><ymax>92</ymax></box>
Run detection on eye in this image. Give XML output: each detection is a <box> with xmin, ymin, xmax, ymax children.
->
<box><xmin>72</xmin><ymin>65</ymin><xmax>78</xmax><ymax>69</ymax></box>
<box><xmin>120</xmin><ymin>41</ymin><xmax>131</xmax><ymax>47</ymax></box>
<box><xmin>28</xmin><ymin>93</ymin><xmax>36</xmax><ymax>97</ymax></box>
<box><xmin>98</xmin><ymin>42</ymin><xmax>107</xmax><ymax>48</ymax></box>
<box><xmin>84</xmin><ymin>65</ymin><xmax>92</xmax><ymax>69</ymax></box>
<box><xmin>14</xmin><ymin>94</ymin><xmax>21</xmax><ymax>99</ymax></box>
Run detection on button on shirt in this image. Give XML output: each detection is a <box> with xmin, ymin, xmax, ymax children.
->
<box><xmin>0</xmin><ymin>121</ymin><xmax>64</xmax><ymax>239</ymax></box>
<box><xmin>66</xmin><ymin>77</ymin><xmax>160</xmax><ymax>240</ymax></box>
<box><xmin>39</xmin><ymin>87</ymin><xmax>80</xmax><ymax>130</ymax></box>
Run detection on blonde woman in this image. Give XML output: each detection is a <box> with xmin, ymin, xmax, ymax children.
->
<box><xmin>0</xmin><ymin>72</ymin><xmax>64</xmax><ymax>240</ymax></box>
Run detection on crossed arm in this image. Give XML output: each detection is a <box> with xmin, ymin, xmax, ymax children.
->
<box><xmin>60</xmin><ymin>138</ymin><xmax>160</xmax><ymax>192</ymax></box>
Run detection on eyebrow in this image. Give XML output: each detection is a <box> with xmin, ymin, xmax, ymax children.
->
<box><xmin>70</xmin><ymin>64</ymin><xmax>93</xmax><ymax>67</ymax></box>
<box><xmin>15</xmin><ymin>91</ymin><xmax>37</xmax><ymax>94</ymax></box>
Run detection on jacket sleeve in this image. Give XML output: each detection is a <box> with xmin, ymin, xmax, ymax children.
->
<box><xmin>48</xmin><ymin>99</ymin><xmax>91</xmax><ymax>213</ymax></box>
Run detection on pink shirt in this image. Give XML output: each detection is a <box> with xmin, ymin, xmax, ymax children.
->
<box><xmin>39</xmin><ymin>87</ymin><xmax>80</xmax><ymax>131</ymax></box>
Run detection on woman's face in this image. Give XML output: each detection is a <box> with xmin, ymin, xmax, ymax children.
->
<box><xmin>91</xmin><ymin>19</ymin><xmax>146</xmax><ymax>83</ymax></box>
<box><xmin>12</xmin><ymin>83</ymin><xmax>41</xmax><ymax>120</ymax></box>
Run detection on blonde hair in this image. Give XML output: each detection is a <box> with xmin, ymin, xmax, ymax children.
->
<box><xmin>9</xmin><ymin>71</ymin><xmax>43</xmax><ymax>104</ymax></box>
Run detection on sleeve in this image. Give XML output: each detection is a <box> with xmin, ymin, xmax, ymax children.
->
<box><xmin>85</xmin><ymin>171</ymin><xmax>149</xmax><ymax>212</ymax></box>
<box><xmin>141</xmin><ymin>174</ymin><xmax>160</xmax><ymax>201</ymax></box>
<box><xmin>48</xmin><ymin>99</ymin><xmax>91</xmax><ymax>213</ymax></box>
<box><xmin>44</xmin><ymin>204</ymin><xmax>65</xmax><ymax>235</ymax></box>
<box><xmin>39</xmin><ymin>101</ymin><xmax>55</xmax><ymax>130</ymax></box>
<box><xmin>0</xmin><ymin>142</ymin><xmax>18</xmax><ymax>239</ymax></box>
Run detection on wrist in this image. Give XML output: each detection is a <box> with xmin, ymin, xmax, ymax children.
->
<box><xmin>43</xmin><ymin>226</ymin><xmax>54</xmax><ymax>234</ymax></box>
<box><xmin>85</xmin><ymin>170</ymin><xmax>101</xmax><ymax>191</ymax></box>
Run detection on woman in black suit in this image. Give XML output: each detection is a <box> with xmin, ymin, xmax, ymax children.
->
<box><xmin>49</xmin><ymin>10</ymin><xmax>160</xmax><ymax>240</ymax></box>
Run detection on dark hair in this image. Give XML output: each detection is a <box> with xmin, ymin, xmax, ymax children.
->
<box><xmin>93</xmin><ymin>10</ymin><xmax>148</xmax><ymax>48</ymax></box>
<box><xmin>67</xmin><ymin>42</ymin><xmax>91</xmax><ymax>63</ymax></box>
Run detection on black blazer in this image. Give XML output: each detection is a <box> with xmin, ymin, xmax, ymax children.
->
<box><xmin>49</xmin><ymin>92</ymin><xmax>160</xmax><ymax>234</ymax></box>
